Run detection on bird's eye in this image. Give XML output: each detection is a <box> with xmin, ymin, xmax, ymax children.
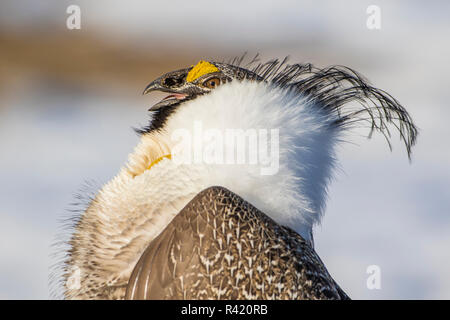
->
<box><xmin>203</xmin><ymin>78</ymin><xmax>221</xmax><ymax>89</ymax></box>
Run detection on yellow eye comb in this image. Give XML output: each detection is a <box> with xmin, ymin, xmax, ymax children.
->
<box><xmin>186</xmin><ymin>60</ymin><xmax>219</xmax><ymax>83</ymax></box>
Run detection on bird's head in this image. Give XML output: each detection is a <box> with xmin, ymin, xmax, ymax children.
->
<box><xmin>142</xmin><ymin>60</ymin><xmax>261</xmax><ymax>112</ymax></box>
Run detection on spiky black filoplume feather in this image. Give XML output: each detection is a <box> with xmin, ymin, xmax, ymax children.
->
<box><xmin>226</xmin><ymin>56</ymin><xmax>418</xmax><ymax>158</ymax></box>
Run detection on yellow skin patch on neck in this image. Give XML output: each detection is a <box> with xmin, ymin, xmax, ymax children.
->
<box><xmin>186</xmin><ymin>60</ymin><xmax>219</xmax><ymax>83</ymax></box>
<box><xmin>146</xmin><ymin>154</ymin><xmax>172</xmax><ymax>171</ymax></box>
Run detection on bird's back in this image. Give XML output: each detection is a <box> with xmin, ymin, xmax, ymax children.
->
<box><xmin>125</xmin><ymin>186</ymin><xmax>349</xmax><ymax>300</ymax></box>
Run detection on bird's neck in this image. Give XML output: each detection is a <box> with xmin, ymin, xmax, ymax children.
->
<box><xmin>63</xmin><ymin>81</ymin><xmax>338</xmax><ymax>299</ymax></box>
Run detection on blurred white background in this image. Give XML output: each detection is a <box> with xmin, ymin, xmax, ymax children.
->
<box><xmin>0</xmin><ymin>0</ymin><xmax>449</xmax><ymax>299</ymax></box>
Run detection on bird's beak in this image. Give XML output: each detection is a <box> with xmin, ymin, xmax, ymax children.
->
<box><xmin>143</xmin><ymin>68</ymin><xmax>194</xmax><ymax>111</ymax></box>
<box><xmin>142</xmin><ymin>80</ymin><xmax>162</xmax><ymax>95</ymax></box>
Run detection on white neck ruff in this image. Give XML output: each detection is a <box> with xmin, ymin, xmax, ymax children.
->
<box><xmin>126</xmin><ymin>80</ymin><xmax>339</xmax><ymax>241</ymax></box>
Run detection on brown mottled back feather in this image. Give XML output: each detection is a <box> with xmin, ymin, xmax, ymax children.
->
<box><xmin>125</xmin><ymin>186</ymin><xmax>349</xmax><ymax>300</ymax></box>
